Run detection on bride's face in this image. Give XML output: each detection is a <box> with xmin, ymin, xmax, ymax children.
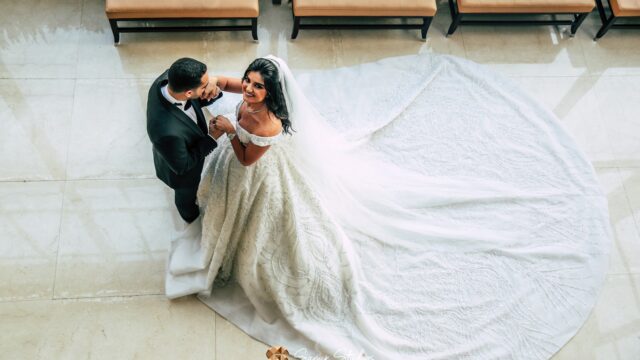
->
<box><xmin>242</xmin><ymin>71</ymin><xmax>267</xmax><ymax>104</ymax></box>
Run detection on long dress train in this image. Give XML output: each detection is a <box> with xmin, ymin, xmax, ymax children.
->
<box><xmin>166</xmin><ymin>53</ymin><xmax>610</xmax><ymax>360</ymax></box>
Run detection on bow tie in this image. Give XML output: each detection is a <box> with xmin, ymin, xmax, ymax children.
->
<box><xmin>174</xmin><ymin>101</ymin><xmax>192</xmax><ymax>111</ymax></box>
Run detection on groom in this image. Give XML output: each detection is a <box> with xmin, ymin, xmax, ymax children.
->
<box><xmin>147</xmin><ymin>57</ymin><xmax>223</xmax><ymax>224</ymax></box>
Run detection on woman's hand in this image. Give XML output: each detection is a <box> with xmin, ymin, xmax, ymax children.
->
<box><xmin>208</xmin><ymin>118</ymin><xmax>224</xmax><ymax>139</ymax></box>
<box><xmin>212</xmin><ymin>115</ymin><xmax>235</xmax><ymax>134</ymax></box>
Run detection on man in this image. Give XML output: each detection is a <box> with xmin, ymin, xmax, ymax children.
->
<box><xmin>147</xmin><ymin>58</ymin><xmax>223</xmax><ymax>223</ymax></box>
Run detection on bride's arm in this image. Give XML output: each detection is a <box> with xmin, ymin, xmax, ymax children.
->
<box><xmin>228</xmin><ymin>138</ymin><xmax>270</xmax><ymax>167</ymax></box>
<box><xmin>214</xmin><ymin>75</ymin><xmax>243</xmax><ymax>94</ymax></box>
<box><xmin>213</xmin><ymin>115</ymin><xmax>281</xmax><ymax>166</ymax></box>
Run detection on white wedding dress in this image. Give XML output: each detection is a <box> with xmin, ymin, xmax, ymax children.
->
<box><xmin>166</xmin><ymin>54</ymin><xmax>610</xmax><ymax>359</ymax></box>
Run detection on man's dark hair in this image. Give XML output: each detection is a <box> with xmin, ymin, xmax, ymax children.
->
<box><xmin>168</xmin><ymin>58</ymin><xmax>207</xmax><ymax>93</ymax></box>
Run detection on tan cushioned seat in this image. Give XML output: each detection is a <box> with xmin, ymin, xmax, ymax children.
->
<box><xmin>106</xmin><ymin>0</ymin><xmax>259</xmax><ymax>20</ymax></box>
<box><xmin>458</xmin><ymin>0</ymin><xmax>595</xmax><ymax>14</ymax></box>
<box><xmin>611</xmin><ymin>0</ymin><xmax>640</xmax><ymax>16</ymax></box>
<box><xmin>293</xmin><ymin>0</ymin><xmax>437</xmax><ymax>17</ymax></box>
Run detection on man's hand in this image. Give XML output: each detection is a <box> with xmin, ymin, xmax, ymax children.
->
<box><xmin>212</xmin><ymin>115</ymin><xmax>235</xmax><ymax>134</ymax></box>
<box><xmin>208</xmin><ymin>118</ymin><xmax>225</xmax><ymax>139</ymax></box>
<box><xmin>202</xmin><ymin>76</ymin><xmax>220</xmax><ymax>101</ymax></box>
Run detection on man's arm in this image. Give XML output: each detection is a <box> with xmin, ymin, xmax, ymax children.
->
<box><xmin>154</xmin><ymin>135</ymin><xmax>217</xmax><ymax>175</ymax></box>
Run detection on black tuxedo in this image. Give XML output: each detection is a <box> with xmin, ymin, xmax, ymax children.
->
<box><xmin>147</xmin><ymin>70</ymin><xmax>219</xmax><ymax>222</ymax></box>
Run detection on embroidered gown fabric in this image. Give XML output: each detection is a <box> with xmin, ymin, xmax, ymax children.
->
<box><xmin>165</xmin><ymin>53</ymin><xmax>610</xmax><ymax>359</ymax></box>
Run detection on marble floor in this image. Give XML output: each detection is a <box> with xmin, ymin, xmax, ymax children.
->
<box><xmin>1</xmin><ymin>0</ymin><xmax>639</xmax><ymax>359</ymax></box>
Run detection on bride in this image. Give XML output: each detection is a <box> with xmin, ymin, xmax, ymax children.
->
<box><xmin>166</xmin><ymin>55</ymin><xmax>609</xmax><ymax>359</ymax></box>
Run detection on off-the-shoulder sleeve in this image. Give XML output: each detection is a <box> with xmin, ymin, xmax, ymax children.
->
<box><xmin>247</xmin><ymin>132</ymin><xmax>283</xmax><ymax>147</ymax></box>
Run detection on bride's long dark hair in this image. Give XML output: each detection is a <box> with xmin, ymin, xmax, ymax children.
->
<box><xmin>243</xmin><ymin>58</ymin><xmax>293</xmax><ymax>135</ymax></box>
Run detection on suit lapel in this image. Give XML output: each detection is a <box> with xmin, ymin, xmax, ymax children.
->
<box><xmin>192</xmin><ymin>102</ymin><xmax>208</xmax><ymax>134</ymax></box>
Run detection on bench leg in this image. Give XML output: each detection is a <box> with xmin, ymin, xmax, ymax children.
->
<box><xmin>421</xmin><ymin>17</ymin><xmax>433</xmax><ymax>39</ymax></box>
<box><xmin>595</xmin><ymin>0</ymin><xmax>608</xmax><ymax>23</ymax></box>
<box><xmin>291</xmin><ymin>16</ymin><xmax>301</xmax><ymax>39</ymax></box>
<box><xmin>108</xmin><ymin>19</ymin><xmax>120</xmax><ymax>44</ymax></box>
<box><xmin>447</xmin><ymin>0</ymin><xmax>462</xmax><ymax>36</ymax></box>
<box><xmin>570</xmin><ymin>12</ymin><xmax>589</xmax><ymax>36</ymax></box>
<box><xmin>595</xmin><ymin>15</ymin><xmax>617</xmax><ymax>40</ymax></box>
<box><xmin>447</xmin><ymin>14</ymin><xmax>462</xmax><ymax>36</ymax></box>
<box><xmin>251</xmin><ymin>18</ymin><xmax>258</xmax><ymax>40</ymax></box>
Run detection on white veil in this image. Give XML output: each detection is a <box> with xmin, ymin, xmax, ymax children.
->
<box><xmin>263</xmin><ymin>55</ymin><xmax>531</xmax><ymax>254</ymax></box>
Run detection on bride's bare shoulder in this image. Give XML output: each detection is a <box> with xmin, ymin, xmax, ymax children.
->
<box><xmin>253</xmin><ymin>113</ymin><xmax>283</xmax><ymax>137</ymax></box>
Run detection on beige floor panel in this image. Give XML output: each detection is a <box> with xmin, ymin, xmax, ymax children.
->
<box><xmin>0</xmin><ymin>182</ymin><xmax>64</xmax><ymax>301</ymax></box>
<box><xmin>0</xmin><ymin>295</ymin><xmax>216</xmax><ymax>359</ymax></box>
<box><xmin>54</xmin><ymin>179</ymin><xmax>172</xmax><ymax>298</ymax></box>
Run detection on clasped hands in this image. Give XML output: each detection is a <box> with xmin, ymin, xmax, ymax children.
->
<box><xmin>208</xmin><ymin>115</ymin><xmax>235</xmax><ymax>140</ymax></box>
<box><xmin>203</xmin><ymin>76</ymin><xmax>234</xmax><ymax>140</ymax></box>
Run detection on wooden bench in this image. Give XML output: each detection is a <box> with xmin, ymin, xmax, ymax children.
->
<box><xmin>105</xmin><ymin>0</ymin><xmax>260</xmax><ymax>44</ymax></box>
<box><xmin>594</xmin><ymin>0</ymin><xmax>640</xmax><ymax>39</ymax></box>
<box><xmin>286</xmin><ymin>0</ymin><xmax>438</xmax><ymax>40</ymax></box>
<box><xmin>447</xmin><ymin>0</ymin><xmax>595</xmax><ymax>36</ymax></box>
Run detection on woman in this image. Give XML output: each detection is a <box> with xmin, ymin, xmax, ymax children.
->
<box><xmin>167</xmin><ymin>55</ymin><xmax>609</xmax><ymax>359</ymax></box>
<box><xmin>210</xmin><ymin>58</ymin><xmax>292</xmax><ymax>166</ymax></box>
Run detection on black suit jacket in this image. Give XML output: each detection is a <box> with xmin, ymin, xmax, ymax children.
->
<box><xmin>147</xmin><ymin>71</ymin><xmax>219</xmax><ymax>189</ymax></box>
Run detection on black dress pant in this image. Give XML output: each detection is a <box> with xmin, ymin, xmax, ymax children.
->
<box><xmin>174</xmin><ymin>186</ymin><xmax>200</xmax><ymax>223</ymax></box>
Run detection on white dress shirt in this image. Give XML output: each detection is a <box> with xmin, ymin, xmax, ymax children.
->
<box><xmin>161</xmin><ymin>84</ymin><xmax>198</xmax><ymax>125</ymax></box>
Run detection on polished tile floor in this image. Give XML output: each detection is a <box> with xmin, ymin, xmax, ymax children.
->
<box><xmin>1</xmin><ymin>0</ymin><xmax>639</xmax><ymax>359</ymax></box>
